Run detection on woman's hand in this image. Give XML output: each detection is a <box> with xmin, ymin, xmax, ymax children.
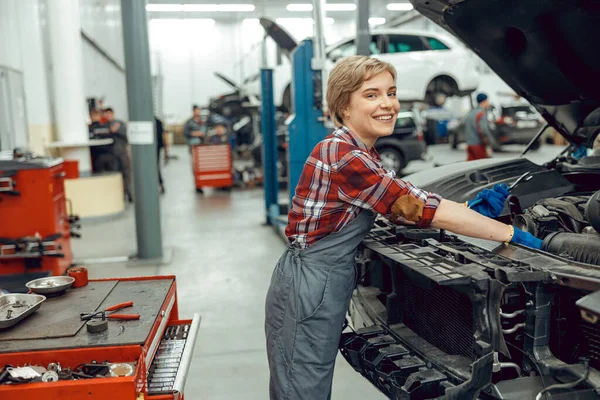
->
<box><xmin>468</xmin><ymin>183</ymin><xmax>509</xmax><ymax>218</ymax></box>
<box><xmin>511</xmin><ymin>228</ymin><xmax>543</xmax><ymax>249</ymax></box>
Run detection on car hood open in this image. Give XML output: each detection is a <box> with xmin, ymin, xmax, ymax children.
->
<box><xmin>410</xmin><ymin>0</ymin><xmax>600</xmax><ymax>147</ymax></box>
<box><xmin>259</xmin><ymin>18</ymin><xmax>298</xmax><ymax>60</ymax></box>
<box><xmin>214</xmin><ymin>72</ymin><xmax>240</xmax><ymax>91</ymax></box>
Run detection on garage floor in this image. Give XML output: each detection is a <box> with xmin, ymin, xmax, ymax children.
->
<box><xmin>73</xmin><ymin>143</ymin><xmax>565</xmax><ymax>399</ymax></box>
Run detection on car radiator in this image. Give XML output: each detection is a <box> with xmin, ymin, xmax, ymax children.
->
<box><xmin>400</xmin><ymin>279</ymin><xmax>475</xmax><ymax>360</ymax></box>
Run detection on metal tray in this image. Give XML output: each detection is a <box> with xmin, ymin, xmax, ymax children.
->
<box><xmin>26</xmin><ymin>276</ymin><xmax>75</xmax><ymax>294</ymax></box>
<box><xmin>0</xmin><ymin>293</ymin><xmax>46</xmax><ymax>329</ymax></box>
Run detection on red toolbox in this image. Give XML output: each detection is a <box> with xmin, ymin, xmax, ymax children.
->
<box><xmin>0</xmin><ymin>158</ymin><xmax>75</xmax><ymax>290</ymax></box>
<box><xmin>0</xmin><ymin>275</ymin><xmax>200</xmax><ymax>399</ymax></box>
<box><xmin>192</xmin><ymin>144</ymin><xmax>233</xmax><ymax>191</ymax></box>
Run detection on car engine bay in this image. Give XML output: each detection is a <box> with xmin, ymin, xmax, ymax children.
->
<box><xmin>340</xmin><ymin>151</ymin><xmax>600</xmax><ymax>399</ymax></box>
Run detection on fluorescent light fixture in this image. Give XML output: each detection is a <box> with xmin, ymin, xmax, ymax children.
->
<box><xmin>182</xmin><ymin>4</ymin><xmax>218</xmax><ymax>12</ymax></box>
<box><xmin>147</xmin><ymin>3</ymin><xmax>255</xmax><ymax>12</ymax></box>
<box><xmin>325</xmin><ymin>3</ymin><xmax>356</xmax><ymax>11</ymax></box>
<box><xmin>369</xmin><ymin>17</ymin><xmax>386</xmax><ymax>25</ymax></box>
<box><xmin>146</xmin><ymin>4</ymin><xmax>183</xmax><ymax>12</ymax></box>
<box><xmin>286</xmin><ymin>4</ymin><xmax>313</xmax><ymax>12</ymax></box>
<box><xmin>386</xmin><ymin>3</ymin><xmax>414</xmax><ymax>11</ymax></box>
<box><xmin>217</xmin><ymin>4</ymin><xmax>255</xmax><ymax>12</ymax></box>
<box><xmin>325</xmin><ymin>17</ymin><xmax>335</xmax><ymax>25</ymax></box>
<box><xmin>242</xmin><ymin>18</ymin><xmax>260</xmax><ymax>24</ymax></box>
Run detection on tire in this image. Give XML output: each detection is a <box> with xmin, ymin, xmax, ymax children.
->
<box><xmin>281</xmin><ymin>85</ymin><xmax>292</xmax><ymax>114</ymax></box>
<box><xmin>425</xmin><ymin>76</ymin><xmax>458</xmax><ymax>106</ymax></box>
<box><xmin>378</xmin><ymin>147</ymin><xmax>405</xmax><ymax>175</ymax></box>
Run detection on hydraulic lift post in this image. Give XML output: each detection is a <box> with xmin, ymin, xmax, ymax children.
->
<box><xmin>260</xmin><ymin>68</ymin><xmax>280</xmax><ymax>226</ymax></box>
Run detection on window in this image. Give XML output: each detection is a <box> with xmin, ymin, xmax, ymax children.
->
<box><xmin>332</xmin><ymin>40</ymin><xmax>357</xmax><ymax>57</ymax></box>
<box><xmin>395</xmin><ymin>114</ymin><xmax>417</xmax><ymax>129</ymax></box>
<box><xmin>426</xmin><ymin>37</ymin><xmax>450</xmax><ymax>51</ymax></box>
<box><xmin>387</xmin><ymin>35</ymin><xmax>426</xmax><ymax>53</ymax></box>
<box><xmin>370</xmin><ymin>35</ymin><xmax>382</xmax><ymax>55</ymax></box>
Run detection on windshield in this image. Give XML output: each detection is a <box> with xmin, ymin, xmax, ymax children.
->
<box><xmin>396</xmin><ymin>114</ymin><xmax>417</xmax><ymax>129</ymax></box>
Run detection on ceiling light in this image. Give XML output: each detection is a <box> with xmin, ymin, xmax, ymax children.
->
<box><xmin>182</xmin><ymin>4</ymin><xmax>218</xmax><ymax>12</ymax></box>
<box><xmin>325</xmin><ymin>3</ymin><xmax>356</xmax><ymax>11</ymax></box>
<box><xmin>146</xmin><ymin>4</ymin><xmax>183</xmax><ymax>12</ymax></box>
<box><xmin>286</xmin><ymin>4</ymin><xmax>313</xmax><ymax>12</ymax></box>
<box><xmin>325</xmin><ymin>17</ymin><xmax>335</xmax><ymax>25</ymax></box>
<box><xmin>217</xmin><ymin>4</ymin><xmax>255</xmax><ymax>12</ymax></box>
<box><xmin>242</xmin><ymin>18</ymin><xmax>260</xmax><ymax>24</ymax></box>
<box><xmin>386</xmin><ymin>3</ymin><xmax>414</xmax><ymax>11</ymax></box>
<box><xmin>369</xmin><ymin>17</ymin><xmax>386</xmax><ymax>25</ymax></box>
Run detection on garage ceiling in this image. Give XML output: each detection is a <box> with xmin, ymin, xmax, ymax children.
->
<box><xmin>146</xmin><ymin>0</ymin><xmax>413</xmax><ymax>22</ymax></box>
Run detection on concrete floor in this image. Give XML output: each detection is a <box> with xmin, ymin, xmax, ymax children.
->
<box><xmin>72</xmin><ymin>142</ymin><xmax>565</xmax><ymax>399</ymax></box>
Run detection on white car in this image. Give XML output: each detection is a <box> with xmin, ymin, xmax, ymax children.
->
<box><xmin>244</xmin><ymin>23</ymin><xmax>480</xmax><ymax>112</ymax></box>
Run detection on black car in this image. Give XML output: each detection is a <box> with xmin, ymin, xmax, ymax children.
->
<box><xmin>341</xmin><ymin>1</ymin><xmax>600</xmax><ymax>399</ymax></box>
<box><xmin>448</xmin><ymin>103</ymin><xmax>544</xmax><ymax>151</ymax></box>
<box><xmin>376</xmin><ymin>111</ymin><xmax>428</xmax><ymax>175</ymax></box>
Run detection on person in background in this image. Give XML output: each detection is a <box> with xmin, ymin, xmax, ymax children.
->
<box><xmin>155</xmin><ymin>116</ymin><xmax>165</xmax><ymax>194</ymax></box>
<box><xmin>465</xmin><ymin>93</ymin><xmax>493</xmax><ymax>161</ymax></box>
<box><xmin>183</xmin><ymin>105</ymin><xmax>204</xmax><ymax>148</ymax></box>
<box><xmin>104</xmin><ymin>107</ymin><xmax>133</xmax><ymax>203</ymax></box>
<box><xmin>88</xmin><ymin>108</ymin><xmax>118</xmax><ymax>171</ymax></box>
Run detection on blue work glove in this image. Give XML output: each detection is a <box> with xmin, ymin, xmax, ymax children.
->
<box><xmin>511</xmin><ymin>227</ymin><xmax>543</xmax><ymax>249</ymax></box>
<box><xmin>468</xmin><ymin>183</ymin><xmax>510</xmax><ymax>218</ymax></box>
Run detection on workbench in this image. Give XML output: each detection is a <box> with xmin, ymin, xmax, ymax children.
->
<box><xmin>0</xmin><ymin>275</ymin><xmax>200</xmax><ymax>400</ymax></box>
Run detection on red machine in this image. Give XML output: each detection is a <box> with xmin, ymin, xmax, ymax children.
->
<box><xmin>0</xmin><ymin>157</ymin><xmax>76</xmax><ymax>291</ymax></box>
<box><xmin>192</xmin><ymin>143</ymin><xmax>233</xmax><ymax>191</ymax></box>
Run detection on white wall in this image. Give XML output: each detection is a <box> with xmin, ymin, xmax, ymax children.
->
<box><xmin>79</xmin><ymin>0</ymin><xmax>128</xmax><ymax>120</ymax></box>
<box><xmin>149</xmin><ymin>19</ymin><xmax>242</xmax><ymax>123</ymax></box>
<box><xmin>149</xmin><ymin>17</ymin><xmax>361</xmax><ymax>124</ymax></box>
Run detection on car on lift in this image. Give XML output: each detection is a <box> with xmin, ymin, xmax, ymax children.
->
<box><xmin>340</xmin><ymin>1</ymin><xmax>600</xmax><ymax>399</ymax></box>
<box><xmin>375</xmin><ymin>111</ymin><xmax>427</xmax><ymax>175</ymax></box>
<box><xmin>244</xmin><ymin>19</ymin><xmax>480</xmax><ymax>113</ymax></box>
<box><xmin>448</xmin><ymin>101</ymin><xmax>545</xmax><ymax>151</ymax></box>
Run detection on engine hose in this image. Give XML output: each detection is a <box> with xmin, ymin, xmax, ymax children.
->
<box><xmin>542</xmin><ymin>232</ymin><xmax>600</xmax><ymax>265</ymax></box>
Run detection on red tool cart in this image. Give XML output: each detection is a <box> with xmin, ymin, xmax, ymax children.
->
<box><xmin>0</xmin><ymin>275</ymin><xmax>200</xmax><ymax>399</ymax></box>
<box><xmin>192</xmin><ymin>143</ymin><xmax>233</xmax><ymax>191</ymax></box>
<box><xmin>0</xmin><ymin>157</ymin><xmax>78</xmax><ymax>292</ymax></box>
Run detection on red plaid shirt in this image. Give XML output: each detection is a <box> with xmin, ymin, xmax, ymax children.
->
<box><xmin>286</xmin><ymin>126</ymin><xmax>442</xmax><ymax>248</ymax></box>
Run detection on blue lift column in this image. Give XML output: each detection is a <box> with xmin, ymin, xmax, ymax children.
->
<box><xmin>287</xmin><ymin>39</ymin><xmax>329</xmax><ymax>205</ymax></box>
<box><xmin>260</xmin><ymin>68</ymin><xmax>279</xmax><ymax>225</ymax></box>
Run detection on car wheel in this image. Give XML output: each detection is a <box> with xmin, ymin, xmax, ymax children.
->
<box><xmin>378</xmin><ymin>148</ymin><xmax>405</xmax><ymax>175</ymax></box>
<box><xmin>281</xmin><ymin>85</ymin><xmax>292</xmax><ymax>114</ymax></box>
<box><xmin>425</xmin><ymin>76</ymin><xmax>458</xmax><ymax>106</ymax></box>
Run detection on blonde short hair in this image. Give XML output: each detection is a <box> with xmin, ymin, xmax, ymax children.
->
<box><xmin>327</xmin><ymin>55</ymin><xmax>397</xmax><ymax>127</ymax></box>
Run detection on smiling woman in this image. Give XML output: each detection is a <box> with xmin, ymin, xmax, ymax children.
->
<box><xmin>264</xmin><ymin>55</ymin><xmax>543</xmax><ymax>400</ymax></box>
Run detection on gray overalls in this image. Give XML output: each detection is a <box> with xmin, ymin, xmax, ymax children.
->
<box><xmin>265</xmin><ymin>209</ymin><xmax>377</xmax><ymax>399</ymax></box>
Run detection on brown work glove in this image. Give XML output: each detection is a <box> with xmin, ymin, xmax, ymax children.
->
<box><xmin>390</xmin><ymin>195</ymin><xmax>424</xmax><ymax>224</ymax></box>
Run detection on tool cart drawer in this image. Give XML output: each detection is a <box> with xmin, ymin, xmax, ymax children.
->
<box><xmin>0</xmin><ymin>345</ymin><xmax>146</xmax><ymax>399</ymax></box>
<box><xmin>147</xmin><ymin>314</ymin><xmax>201</xmax><ymax>399</ymax></box>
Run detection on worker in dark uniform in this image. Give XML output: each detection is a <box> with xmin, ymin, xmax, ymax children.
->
<box><xmin>183</xmin><ymin>105</ymin><xmax>204</xmax><ymax>148</ymax></box>
<box><xmin>264</xmin><ymin>56</ymin><xmax>543</xmax><ymax>400</ymax></box>
<box><xmin>104</xmin><ymin>108</ymin><xmax>133</xmax><ymax>203</ymax></box>
<box><xmin>155</xmin><ymin>116</ymin><xmax>165</xmax><ymax>194</ymax></box>
<box><xmin>89</xmin><ymin>109</ymin><xmax>118</xmax><ymax>171</ymax></box>
<box><xmin>464</xmin><ymin>93</ymin><xmax>493</xmax><ymax>161</ymax></box>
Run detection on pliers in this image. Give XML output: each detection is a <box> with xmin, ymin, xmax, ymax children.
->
<box><xmin>468</xmin><ymin>172</ymin><xmax>533</xmax><ymax>209</ymax></box>
<box><xmin>80</xmin><ymin>301</ymin><xmax>140</xmax><ymax>321</ymax></box>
